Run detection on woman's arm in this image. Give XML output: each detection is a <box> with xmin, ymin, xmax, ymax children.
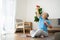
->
<box><xmin>44</xmin><ymin>21</ymin><xmax>52</xmax><ymax>28</ymax></box>
<box><xmin>48</xmin><ymin>25</ymin><xmax>52</xmax><ymax>28</ymax></box>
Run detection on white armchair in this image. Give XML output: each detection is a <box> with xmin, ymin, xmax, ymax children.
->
<box><xmin>16</xmin><ymin>19</ymin><xmax>32</xmax><ymax>34</ymax></box>
<box><xmin>16</xmin><ymin>19</ymin><xmax>25</xmax><ymax>33</ymax></box>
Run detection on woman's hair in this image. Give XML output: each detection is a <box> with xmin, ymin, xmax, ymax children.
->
<box><xmin>46</xmin><ymin>13</ymin><xmax>49</xmax><ymax>20</ymax></box>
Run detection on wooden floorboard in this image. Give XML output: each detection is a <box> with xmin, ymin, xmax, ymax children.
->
<box><xmin>0</xmin><ymin>33</ymin><xmax>54</xmax><ymax>40</ymax></box>
<box><xmin>15</xmin><ymin>33</ymin><xmax>54</xmax><ymax>40</ymax></box>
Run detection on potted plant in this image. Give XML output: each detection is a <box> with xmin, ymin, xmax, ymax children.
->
<box><xmin>34</xmin><ymin>5</ymin><xmax>42</xmax><ymax>22</ymax></box>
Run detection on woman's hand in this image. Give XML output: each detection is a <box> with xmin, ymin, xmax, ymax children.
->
<box><xmin>48</xmin><ymin>25</ymin><xmax>52</xmax><ymax>28</ymax></box>
<box><xmin>44</xmin><ymin>21</ymin><xmax>48</xmax><ymax>26</ymax></box>
<box><xmin>44</xmin><ymin>21</ymin><xmax>52</xmax><ymax>28</ymax></box>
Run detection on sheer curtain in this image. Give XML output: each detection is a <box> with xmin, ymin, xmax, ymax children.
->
<box><xmin>0</xmin><ymin>0</ymin><xmax>3</xmax><ymax>34</ymax></box>
<box><xmin>1</xmin><ymin>0</ymin><xmax>16</xmax><ymax>34</ymax></box>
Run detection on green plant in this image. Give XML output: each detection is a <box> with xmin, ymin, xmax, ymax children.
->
<box><xmin>34</xmin><ymin>8</ymin><xmax>42</xmax><ymax>22</ymax></box>
<box><xmin>38</xmin><ymin>8</ymin><xmax>42</xmax><ymax>14</ymax></box>
<box><xmin>34</xmin><ymin>16</ymin><xmax>39</xmax><ymax>22</ymax></box>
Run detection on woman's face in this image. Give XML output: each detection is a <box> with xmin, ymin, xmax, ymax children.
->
<box><xmin>42</xmin><ymin>13</ymin><xmax>48</xmax><ymax>19</ymax></box>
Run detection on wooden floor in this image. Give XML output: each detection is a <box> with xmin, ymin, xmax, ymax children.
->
<box><xmin>0</xmin><ymin>33</ymin><xmax>54</xmax><ymax>40</ymax></box>
<box><xmin>15</xmin><ymin>33</ymin><xmax>54</xmax><ymax>40</ymax></box>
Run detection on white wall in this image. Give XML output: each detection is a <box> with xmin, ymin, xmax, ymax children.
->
<box><xmin>26</xmin><ymin>0</ymin><xmax>60</xmax><ymax>29</ymax></box>
<box><xmin>26</xmin><ymin>0</ymin><xmax>60</xmax><ymax>21</ymax></box>
<box><xmin>16</xmin><ymin>0</ymin><xmax>27</xmax><ymax>21</ymax></box>
<box><xmin>16</xmin><ymin>0</ymin><xmax>60</xmax><ymax>29</ymax></box>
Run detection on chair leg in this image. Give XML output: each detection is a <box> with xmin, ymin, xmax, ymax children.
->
<box><xmin>29</xmin><ymin>28</ymin><xmax>31</xmax><ymax>33</ymax></box>
<box><xmin>23</xmin><ymin>28</ymin><xmax>25</xmax><ymax>34</ymax></box>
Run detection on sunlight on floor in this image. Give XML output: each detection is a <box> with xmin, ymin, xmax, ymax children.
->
<box><xmin>0</xmin><ymin>33</ymin><xmax>15</xmax><ymax>40</ymax></box>
<box><xmin>0</xmin><ymin>33</ymin><xmax>54</xmax><ymax>40</ymax></box>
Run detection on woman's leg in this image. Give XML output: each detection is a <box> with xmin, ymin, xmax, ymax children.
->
<box><xmin>30</xmin><ymin>30</ymin><xmax>36</xmax><ymax>37</ymax></box>
<box><xmin>26</xmin><ymin>30</ymin><xmax>37</xmax><ymax>37</ymax></box>
<box><xmin>42</xmin><ymin>31</ymin><xmax>48</xmax><ymax>37</ymax></box>
<box><xmin>30</xmin><ymin>29</ymin><xmax>42</xmax><ymax>37</ymax></box>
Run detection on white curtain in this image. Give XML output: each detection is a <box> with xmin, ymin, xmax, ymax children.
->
<box><xmin>0</xmin><ymin>0</ymin><xmax>3</xmax><ymax>35</ymax></box>
<box><xmin>0</xmin><ymin>0</ymin><xmax>16</xmax><ymax>34</ymax></box>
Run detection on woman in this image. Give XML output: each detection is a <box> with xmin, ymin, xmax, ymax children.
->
<box><xmin>26</xmin><ymin>5</ymin><xmax>52</xmax><ymax>38</ymax></box>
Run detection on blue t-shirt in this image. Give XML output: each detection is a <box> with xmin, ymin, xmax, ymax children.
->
<box><xmin>38</xmin><ymin>16</ymin><xmax>51</xmax><ymax>32</ymax></box>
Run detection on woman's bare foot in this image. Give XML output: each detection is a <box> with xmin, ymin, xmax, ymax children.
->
<box><xmin>41</xmin><ymin>35</ymin><xmax>44</xmax><ymax>38</ymax></box>
<box><xmin>41</xmin><ymin>35</ymin><xmax>48</xmax><ymax>38</ymax></box>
